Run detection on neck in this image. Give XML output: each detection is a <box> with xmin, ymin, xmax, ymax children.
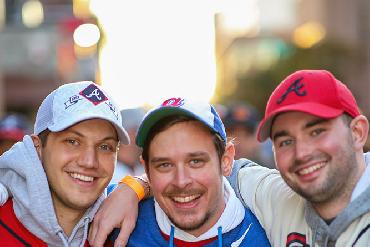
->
<box><xmin>53</xmin><ymin>200</ymin><xmax>86</xmax><ymax>236</ymax></box>
<box><xmin>312</xmin><ymin>192</ymin><xmax>352</xmax><ymax>220</ymax></box>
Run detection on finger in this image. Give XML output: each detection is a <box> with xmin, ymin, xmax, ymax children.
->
<box><xmin>91</xmin><ymin>225</ymin><xmax>110</xmax><ymax>247</ymax></box>
<box><xmin>88</xmin><ymin>222</ymin><xmax>98</xmax><ymax>246</ymax></box>
<box><xmin>113</xmin><ymin>220</ymin><xmax>135</xmax><ymax>247</ymax></box>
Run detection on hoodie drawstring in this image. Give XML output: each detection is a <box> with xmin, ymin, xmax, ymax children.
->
<box><xmin>55</xmin><ymin>217</ymin><xmax>90</xmax><ymax>247</ymax></box>
<box><xmin>169</xmin><ymin>225</ymin><xmax>175</xmax><ymax>247</ymax></box>
<box><xmin>57</xmin><ymin>230</ymin><xmax>70</xmax><ymax>247</ymax></box>
<box><xmin>217</xmin><ymin>226</ymin><xmax>222</xmax><ymax>247</ymax></box>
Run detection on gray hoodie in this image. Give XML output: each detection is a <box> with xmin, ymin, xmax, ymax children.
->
<box><xmin>0</xmin><ymin>135</ymin><xmax>105</xmax><ymax>247</ymax></box>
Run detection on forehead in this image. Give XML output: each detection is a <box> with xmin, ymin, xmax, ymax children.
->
<box><xmin>272</xmin><ymin>112</ymin><xmax>323</xmax><ymax>131</ymax></box>
<box><xmin>62</xmin><ymin>119</ymin><xmax>117</xmax><ymax>138</ymax></box>
<box><xmin>149</xmin><ymin>120</ymin><xmax>215</xmax><ymax>150</ymax></box>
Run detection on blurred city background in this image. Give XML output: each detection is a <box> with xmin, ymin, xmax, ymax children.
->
<box><xmin>1</xmin><ymin>0</ymin><xmax>370</xmax><ymax>161</ymax></box>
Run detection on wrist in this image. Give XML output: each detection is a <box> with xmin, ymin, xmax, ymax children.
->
<box><xmin>134</xmin><ymin>175</ymin><xmax>150</xmax><ymax>199</ymax></box>
<box><xmin>119</xmin><ymin>175</ymin><xmax>145</xmax><ymax>201</ymax></box>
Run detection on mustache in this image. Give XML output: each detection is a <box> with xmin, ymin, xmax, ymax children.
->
<box><xmin>164</xmin><ymin>187</ymin><xmax>204</xmax><ymax>197</ymax></box>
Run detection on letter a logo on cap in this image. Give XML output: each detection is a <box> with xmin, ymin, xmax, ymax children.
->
<box><xmin>79</xmin><ymin>84</ymin><xmax>108</xmax><ymax>105</ymax></box>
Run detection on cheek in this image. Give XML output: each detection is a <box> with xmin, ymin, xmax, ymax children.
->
<box><xmin>148</xmin><ymin>171</ymin><xmax>170</xmax><ymax>195</ymax></box>
<box><xmin>99</xmin><ymin>155</ymin><xmax>117</xmax><ymax>174</ymax></box>
<box><xmin>274</xmin><ymin>149</ymin><xmax>293</xmax><ymax>172</ymax></box>
<box><xmin>320</xmin><ymin>137</ymin><xmax>342</xmax><ymax>153</ymax></box>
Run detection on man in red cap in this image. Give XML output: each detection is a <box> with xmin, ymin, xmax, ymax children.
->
<box><xmin>88</xmin><ymin>70</ymin><xmax>370</xmax><ymax>247</ymax></box>
<box><xmin>235</xmin><ymin>69</ymin><xmax>370</xmax><ymax>246</ymax></box>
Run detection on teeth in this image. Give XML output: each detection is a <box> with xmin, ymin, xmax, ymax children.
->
<box><xmin>172</xmin><ymin>194</ymin><xmax>200</xmax><ymax>203</ymax></box>
<box><xmin>70</xmin><ymin>173</ymin><xmax>94</xmax><ymax>182</ymax></box>
<box><xmin>298</xmin><ymin>162</ymin><xmax>325</xmax><ymax>175</ymax></box>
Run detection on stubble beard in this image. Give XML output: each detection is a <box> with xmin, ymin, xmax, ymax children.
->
<box><xmin>286</xmin><ymin>143</ymin><xmax>359</xmax><ymax>205</ymax></box>
<box><xmin>168</xmin><ymin>210</ymin><xmax>213</xmax><ymax>232</ymax></box>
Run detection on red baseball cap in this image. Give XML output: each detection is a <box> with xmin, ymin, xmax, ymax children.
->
<box><xmin>257</xmin><ymin>70</ymin><xmax>361</xmax><ymax>142</ymax></box>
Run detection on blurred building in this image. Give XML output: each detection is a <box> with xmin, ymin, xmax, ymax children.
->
<box><xmin>0</xmin><ymin>0</ymin><xmax>99</xmax><ymax>118</ymax></box>
<box><xmin>1</xmin><ymin>0</ymin><xmax>369</xmax><ymax>121</ymax></box>
<box><xmin>215</xmin><ymin>0</ymin><xmax>370</xmax><ymax>118</ymax></box>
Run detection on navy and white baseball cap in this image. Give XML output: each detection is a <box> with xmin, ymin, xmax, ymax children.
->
<box><xmin>136</xmin><ymin>97</ymin><xmax>226</xmax><ymax>148</ymax></box>
<box><xmin>34</xmin><ymin>81</ymin><xmax>130</xmax><ymax>144</ymax></box>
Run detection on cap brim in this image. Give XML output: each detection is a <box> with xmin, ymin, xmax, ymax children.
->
<box><xmin>257</xmin><ymin>102</ymin><xmax>344</xmax><ymax>142</ymax></box>
<box><xmin>49</xmin><ymin>115</ymin><xmax>130</xmax><ymax>144</ymax></box>
<box><xmin>136</xmin><ymin>107</ymin><xmax>207</xmax><ymax>147</ymax></box>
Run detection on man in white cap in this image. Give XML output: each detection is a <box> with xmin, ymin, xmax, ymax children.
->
<box><xmin>0</xmin><ymin>81</ymin><xmax>129</xmax><ymax>246</ymax></box>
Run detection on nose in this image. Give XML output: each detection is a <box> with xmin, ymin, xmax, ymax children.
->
<box><xmin>295</xmin><ymin>138</ymin><xmax>313</xmax><ymax>162</ymax></box>
<box><xmin>173</xmin><ymin>165</ymin><xmax>192</xmax><ymax>189</ymax></box>
<box><xmin>78</xmin><ymin>146</ymin><xmax>99</xmax><ymax>169</ymax></box>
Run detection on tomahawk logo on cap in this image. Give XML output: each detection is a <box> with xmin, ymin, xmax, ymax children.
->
<box><xmin>34</xmin><ymin>81</ymin><xmax>130</xmax><ymax>144</ymax></box>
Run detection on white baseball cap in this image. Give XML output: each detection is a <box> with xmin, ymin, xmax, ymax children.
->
<box><xmin>34</xmin><ymin>81</ymin><xmax>130</xmax><ymax>144</ymax></box>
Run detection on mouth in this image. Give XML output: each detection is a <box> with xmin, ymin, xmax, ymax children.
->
<box><xmin>296</xmin><ymin>162</ymin><xmax>326</xmax><ymax>176</ymax></box>
<box><xmin>172</xmin><ymin>194</ymin><xmax>201</xmax><ymax>203</ymax></box>
<box><xmin>69</xmin><ymin>172</ymin><xmax>95</xmax><ymax>182</ymax></box>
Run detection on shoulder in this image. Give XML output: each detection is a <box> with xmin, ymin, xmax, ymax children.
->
<box><xmin>0</xmin><ymin>198</ymin><xmax>14</xmax><ymax>218</ymax></box>
<box><xmin>110</xmin><ymin>198</ymin><xmax>165</xmax><ymax>246</ymax></box>
<box><xmin>0</xmin><ymin>199</ymin><xmax>47</xmax><ymax>246</ymax></box>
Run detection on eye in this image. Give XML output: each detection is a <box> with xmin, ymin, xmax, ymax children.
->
<box><xmin>66</xmin><ymin>139</ymin><xmax>79</xmax><ymax>146</ymax></box>
<box><xmin>154</xmin><ymin>162</ymin><xmax>173</xmax><ymax>172</ymax></box>
<box><xmin>189</xmin><ymin>159</ymin><xmax>204</xmax><ymax>167</ymax></box>
<box><xmin>311</xmin><ymin>128</ymin><xmax>324</xmax><ymax>137</ymax></box>
<box><xmin>99</xmin><ymin>143</ymin><xmax>114</xmax><ymax>152</ymax></box>
<box><xmin>158</xmin><ymin>163</ymin><xmax>172</xmax><ymax>168</ymax></box>
<box><xmin>277</xmin><ymin>139</ymin><xmax>293</xmax><ymax>148</ymax></box>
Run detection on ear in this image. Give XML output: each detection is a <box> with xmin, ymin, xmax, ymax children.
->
<box><xmin>31</xmin><ymin>134</ymin><xmax>42</xmax><ymax>159</ymax></box>
<box><xmin>221</xmin><ymin>142</ymin><xmax>235</xmax><ymax>176</ymax></box>
<box><xmin>350</xmin><ymin>115</ymin><xmax>369</xmax><ymax>150</ymax></box>
<box><xmin>140</xmin><ymin>155</ymin><xmax>151</xmax><ymax>181</ymax></box>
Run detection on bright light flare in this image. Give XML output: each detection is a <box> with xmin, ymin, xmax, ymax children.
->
<box><xmin>216</xmin><ymin>0</ymin><xmax>260</xmax><ymax>35</ymax></box>
<box><xmin>73</xmin><ymin>23</ymin><xmax>100</xmax><ymax>47</ymax></box>
<box><xmin>91</xmin><ymin>0</ymin><xmax>217</xmax><ymax>109</ymax></box>
<box><xmin>22</xmin><ymin>0</ymin><xmax>44</xmax><ymax>28</ymax></box>
<box><xmin>293</xmin><ymin>22</ymin><xmax>326</xmax><ymax>48</ymax></box>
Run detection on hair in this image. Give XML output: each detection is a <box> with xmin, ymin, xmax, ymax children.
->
<box><xmin>141</xmin><ymin>115</ymin><xmax>226</xmax><ymax>166</ymax></box>
<box><xmin>341</xmin><ymin>113</ymin><xmax>353</xmax><ymax>127</ymax></box>
<box><xmin>38</xmin><ymin>129</ymin><xmax>51</xmax><ymax>147</ymax></box>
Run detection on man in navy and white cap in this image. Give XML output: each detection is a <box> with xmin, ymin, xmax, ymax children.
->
<box><xmin>0</xmin><ymin>81</ymin><xmax>129</xmax><ymax>246</ymax></box>
<box><xmin>108</xmin><ymin>97</ymin><xmax>270</xmax><ymax>246</ymax></box>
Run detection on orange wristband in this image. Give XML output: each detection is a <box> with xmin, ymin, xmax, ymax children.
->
<box><xmin>119</xmin><ymin>175</ymin><xmax>145</xmax><ymax>200</ymax></box>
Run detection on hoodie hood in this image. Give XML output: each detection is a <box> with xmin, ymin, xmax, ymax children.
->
<box><xmin>0</xmin><ymin>135</ymin><xmax>105</xmax><ymax>247</ymax></box>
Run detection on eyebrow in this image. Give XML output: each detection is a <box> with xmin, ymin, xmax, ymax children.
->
<box><xmin>149</xmin><ymin>151</ymin><xmax>208</xmax><ymax>163</ymax></box>
<box><xmin>272</xmin><ymin>118</ymin><xmax>329</xmax><ymax>141</ymax></box>
<box><xmin>150</xmin><ymin>157</ymin><xmax>169</xmax><ymax>163</ymax></box>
